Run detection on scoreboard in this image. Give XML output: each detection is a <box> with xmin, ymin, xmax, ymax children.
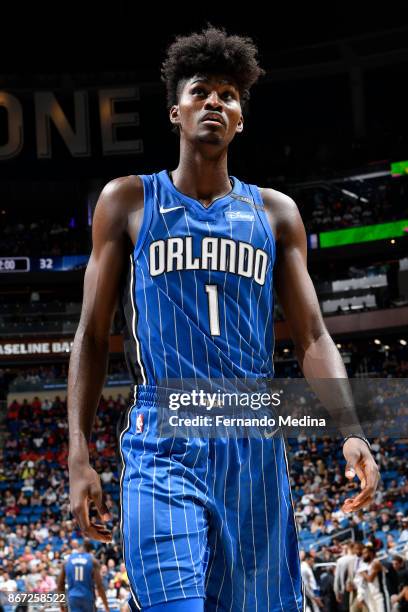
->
<box><xmin>0</xmin><ymin>255</ymin><xmax>88</xmax><ymax>273</ymax></box>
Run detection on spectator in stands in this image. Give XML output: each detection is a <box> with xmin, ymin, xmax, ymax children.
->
<box><xmin>392</xmin><ymin>555</ymin><xmax>408</xmax><ymax>592</ymax></box>
<box><xmin>25</xmin><ymin>565</ymin><xmax>42</xmax><ymax>592</ymax></box>
<box><xmin>113</xmin><ymin>562</ymin><xmax>129</xmax><ymax>590</ymax></box>
<box><xmin>4</xmin><ymin>488</ymin><xmax>16</xmax><ymax>505</ymax></box>
<box><xmin>37</xmin><ymin>567</ymin><xmax>57</xmax><ymax>592</ymax></box>
<box><xmin>334</xmin><ymin>540</ymin><xmax>355</xmax><ymax>611</ymax></box>
<box><xmin>99</xmin><ymin>563</ymin><xmax>110</xmax><ymax>590</ymax></box>
<box><xmin>345</xmin><ymin>541</ymin><xmax>367</xmax><ymax>612</ymax></box>
<box><xmin>319</xmin><ymin>565</ymin><xmax>339</xmax><ymax>611</ymax></box>
<box><xmin>391</xmin><ymin>575</ymin><xmax>408</xmax><ymax>612</ymax></box>
<box><xmin>0</xmin><ymin>571</ymin><xmax>17</xmax><ymax>593</ymax></box>
<box><xmin>378</xmin><ymin>509</ymin><xmax>393</xmax><ymax>532</ymax></box>
<box><xmin>301</xmin><ymin>551</ymin><xmax>324</xmax><ymax>611</ymax></box>
<box><xmin>311</xmin><ymin>515</ymin><xmax>325</xmax><ymax>536</ymax></box>
<box><xmin>30</xmin><ymin>490</ymin><xmax>42</xmax><ymax>507</ymax></box>
<box><xmin>106</xmin><ymin>558</ymin><xmax>117</xmax><ymax>583</ymax></box>
<box><xmin>399</xmin><ymin>518</ymin><xmax>408</xmax><ymax>545</ymax></box>
<box><xmin>43</xmin><ymin>486</ymin><xmax>57</xmax><ymax>507</ymax></box>
<box><xmin>386</xmin><ymin>533</ymin><xmax>397</xmax><ymax>552</ymax></box>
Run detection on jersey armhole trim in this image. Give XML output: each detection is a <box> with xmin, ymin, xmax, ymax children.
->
<box><xmin>248</xmin><ymin>183</ymin><xmax>276</xmax><ymax>264</ymax></box>
<box><xmin>133</xmin><ymin>174</ymin><xmax>154</xmax><ymax>261</ymax></box>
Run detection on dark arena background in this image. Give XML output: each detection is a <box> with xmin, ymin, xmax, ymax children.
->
<box><xmin>1</xmin><ymin>5</ymin><xmax>408</xmax><ymax>611</ymax></box>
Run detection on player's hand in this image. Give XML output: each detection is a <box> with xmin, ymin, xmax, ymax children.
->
<box><xmin>341</xmin><ymin>438</ymin><xmax>380</xmax><ymax>513</ymax></box>
<box><xmin>69</xmin><ymin>462</ymin><xmax>112</xmax><ymax>542</ymax></box>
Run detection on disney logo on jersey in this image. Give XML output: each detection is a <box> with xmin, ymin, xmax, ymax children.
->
<box><xmin>225</xmin><ymin>210</ymin><xmax>254</xmax><ymax>222</ymax></box>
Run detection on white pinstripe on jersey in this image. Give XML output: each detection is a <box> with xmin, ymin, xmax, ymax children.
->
<box><xmin>248</xmin><ymin>437</ymin><xmax>258</xmax><ymax>612</ymax></box>
<box><xmin>167</xmin><ymin>434</ymin><xmax>187</xmax><ymax>598</ymax></box>
<box><xmin>152</xmin><ymin>178</ymin><xmax>199</xmax><ymax>386</ymax></box>
<box><xmin>119</xmin><ymin>403</ymin><xmax>142</xmax><ymax>610</ymax></box>
<box><xmin>282</xmin><ymin>440</ymin><xmax>307</xmax><ymax>611</ymax></box>
<box><xmin>131</xmin><ymin>406</ymin><xmax>152</xmax><ymax>605</ymax></box>
<box><xmin>272</xmin><ymin>437</ymin><xmax>285</xmax><ymax>611</ymax></box>
<box><xmin>261</xmin><ymin>438</ymin><xmax>271</xmax><ymax>611</ymax></box>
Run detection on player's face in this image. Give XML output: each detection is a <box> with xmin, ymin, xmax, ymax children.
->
<box><xmin>170</xmin><ymin>74</ymin><xmax>243</xmax><ymax>146</ymax></box>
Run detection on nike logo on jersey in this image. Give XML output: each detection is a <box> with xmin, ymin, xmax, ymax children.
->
<box><xmin>159</xmin><ymin>205</ymin><xmax>185</xmax><ymax>214</ymax></box>
<box><xmin>264</xmin><ymin>427</ymin><xmax>279</xmax><ymax>439</ymax></box>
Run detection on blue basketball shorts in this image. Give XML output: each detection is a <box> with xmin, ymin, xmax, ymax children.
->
<box><xmin>68</xmin><ymin>596</ymin><xmax>95</xmax><ymax>612</ymax></box>
<box><xmin>119</xmin><ymin>385</ymin><xmax>304</xmax><ymax>611</ymax></box>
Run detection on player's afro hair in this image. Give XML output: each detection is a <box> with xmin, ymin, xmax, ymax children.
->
<box><xmin>161</xmin><ymin>25</ymin><xmax>265</xmax><ymax>111</ymax></box>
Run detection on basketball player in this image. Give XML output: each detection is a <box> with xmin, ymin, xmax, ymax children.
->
<box><xmin>67</xmin><ymin>26</ymin><xmax>380</xmax><ymax>611</ymax></box>
<box><xmin>56</xmin><ymin>540</ymin><xmax>109</xmax><ymax>612</ymax></box>
<box><xmin>360</xmin><ymin>544</ymin><xmax>391</xmax><ymax>612</ymax></box>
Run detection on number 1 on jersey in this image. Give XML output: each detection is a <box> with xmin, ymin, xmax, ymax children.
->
<box><xmin>205</xmin><ymin>284</ymin><xmax>221</xmax><ymax>336</ymax></box>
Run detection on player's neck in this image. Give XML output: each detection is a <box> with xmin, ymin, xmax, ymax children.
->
<box><xmin>171</xmin><ymin>150</ymin><xmax>232</xmax><ymax>207</ymax></box>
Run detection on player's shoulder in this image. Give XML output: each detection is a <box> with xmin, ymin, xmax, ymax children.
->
<box><xmin>93</xmin><ymin>175</ymin><xmax>144</xmax><ymax>238</ymax></box>
<box><xmin>258</xmin><ymin>186</ymin><xmax>302</xmax><ymax>240</ymax></box>
<box><xmin>258</xmin><ymin>186</ymin><xmax>298</xmax><ymax>215</ymax></box>
<box><xmin>100</xmin><ymin>175</ymin><xmax>144</xmax><ymax>210</ymax></box>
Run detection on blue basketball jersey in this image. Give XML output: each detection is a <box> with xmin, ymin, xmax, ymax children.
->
<box><xmin>65</xmin><ymin>552</ymin><xmax>94</xmax><ymax>601</ymax></box>
<box><xmin>118</xmin><ymin>170</ymin><xmax>304</xmax><ymax>611</ymax></box>
<box><xmin>121</xmin><ymin>169</ymin><xmax>275</xmax><ymax>385</ymax></box>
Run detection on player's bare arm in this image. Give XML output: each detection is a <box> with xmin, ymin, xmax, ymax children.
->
<box><xmin>361</xmin><ymin>559</ymin><xmax>382</xmax><ymax>582</ymax></box>
<box><xmin>67</xmin><ymin>175</ymin><xmax>144</xmax><ymax>542</ymax></box>
<box><xmin>261</xmin><ymin>187</ymin><xmax>380</xmax><ymax>512</ymax></box>
<box><xmin>93</xmin><ymin>559</ymin><xmax>110</xmax><ymax>612</ymax></box>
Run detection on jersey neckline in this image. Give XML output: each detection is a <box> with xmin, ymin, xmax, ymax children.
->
<box><xmin>160</xmin><ymin>169</ymin><xmax>238</xmax><ymax>210</ymax></box>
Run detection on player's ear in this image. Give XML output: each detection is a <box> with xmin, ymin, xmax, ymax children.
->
<box><xmin>235</xmin><ymin>114</ymin><xmax>244</xmax><ymax>134</ymax></box>
<box><xmin>169</xmin><ymin>105</ymin><xmax>181</xmax><ymax>128</ymax></box>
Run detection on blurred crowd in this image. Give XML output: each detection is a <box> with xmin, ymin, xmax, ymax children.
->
<box><xmin>0</xmin><ymin>360</ymin><xmax>128</xmax><ymax>400</ymax></box>
<box><xmin>275</xmin><ymin>339</ymin><xmax>408</xmax><ymax>379</ymax></box>
<box><xmin>0</xmin><ymin>220</ymin><xmax>89</xmax><ymax>257</ymax></box>
<box><xmin>290</xmin><ymin>434</ymin><xmax>408</xmax><ymax>610</ymax></box>
<box><xmin>0</xmin><ymin>393</ymin><xmax>131</xmax><ymax>610</ymax></box>
<box><xmin>1</xmin><ymin>339</ymin><xmax>406</xmax><ymax>400</ymax></box>
<box><xmin>290</xmin><ymin>175</ymin><xmax>408</xmax><ymax>234</ymax></box>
